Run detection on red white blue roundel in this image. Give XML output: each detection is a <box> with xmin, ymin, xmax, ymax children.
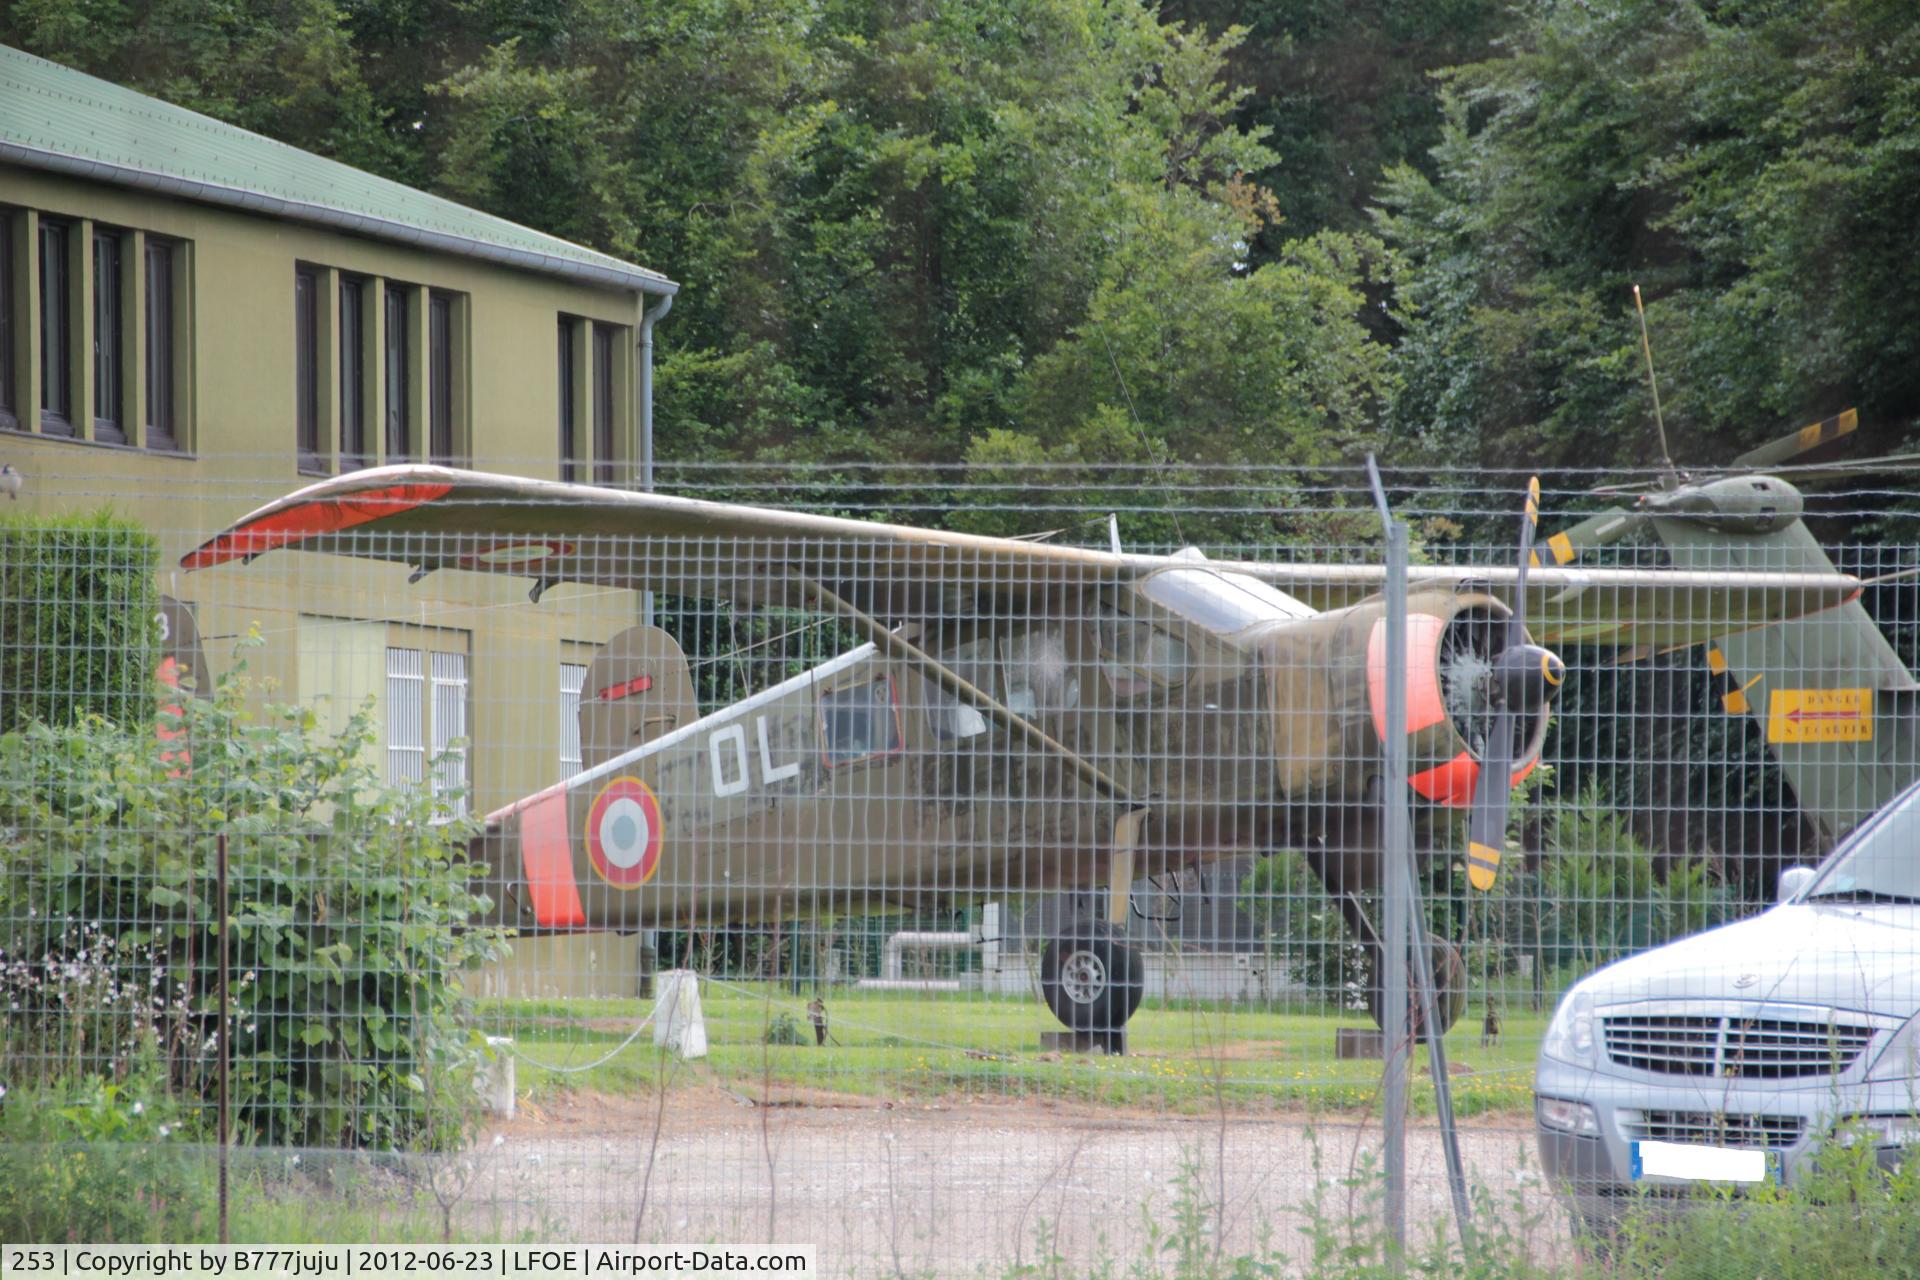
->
<box><xmin>587</xmin><ymin>777</ymin><xmax>662</xmax><ymax>889</ymax></box>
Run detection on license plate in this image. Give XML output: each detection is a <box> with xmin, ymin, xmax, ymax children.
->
<box><xmin>1630</xmin><ymin>1139</ymin><xmax>1784</xmax><ymax>1184</ymax></box>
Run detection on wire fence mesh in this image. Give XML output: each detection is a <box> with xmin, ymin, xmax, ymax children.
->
<box><xmin>4</xmin><ymin>454</ymin><xmax>1920</xmax><ymax>1275</ymax></box>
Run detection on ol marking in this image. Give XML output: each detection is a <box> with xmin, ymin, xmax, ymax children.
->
<box><xmin>709</xmin><ymin>715</ymin><xmax>801</xmax><ymax>797</ymax></box>
<box><xmin>587</xmin><ymin>776</ymin><xmax>663</xmax><ymax>888</ymax></box>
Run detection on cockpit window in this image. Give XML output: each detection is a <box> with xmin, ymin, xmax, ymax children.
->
<box><xmin>1804</xmin><ymin>782</ymin><xmax>1920</xmax><ymax>904</ymax></box>
<box><xmin>925</xmin><ymin>637</ymin><xmax>992</xmax><ymax>740</ymax></box>
<box><xmin>820</xmin><ymin>677</ymin><xmax>904</xmax><ymax>766</ymax></box>
<box><xmin>1139</xmin><ymin>548</ymin><xmax>1315</xmax><ymax>633</ymax></box>
<box><xmin>1002</xmin><ymin>626</ymin><xmax>1080</xmax><ymax>718</ymax></box>
<box><xmin>1096</xmin><ymin>606</ymin><xmax>1191</xmax><ymax>697</ymax></box>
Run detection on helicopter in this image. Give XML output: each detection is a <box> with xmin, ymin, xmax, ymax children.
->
<box><xmin>180</xmin><ymin>465</ymin><xmax>1858</xmax><ymax>1037</ymax></box>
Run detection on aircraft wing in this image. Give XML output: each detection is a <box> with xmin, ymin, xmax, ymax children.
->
<box><xmin>181</xmin><ymin>466</ymin><xmax>1862</xmax><ymax>647</ymax></box>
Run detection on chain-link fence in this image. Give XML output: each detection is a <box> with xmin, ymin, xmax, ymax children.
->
<box><xmin>4</xmin><ymin>453</ymin><xmax>1919</xmax><ymax>1275</ymax></box>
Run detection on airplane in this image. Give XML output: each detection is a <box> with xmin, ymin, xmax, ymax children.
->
<box><xmin>178</xmin><ymin>466</ymin><xmax>1861</xmax><ymax>1038</ymax></box>
<box><xmin>1536</xmin><ymin>409</ymin><xmax>1920</xmax><ymax>870</ymax></box>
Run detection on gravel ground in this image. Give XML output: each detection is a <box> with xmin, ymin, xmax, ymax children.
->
<box><xmin>451</xmin><ymin>1089</ymin><xmax>1576</xmax><ymax>1276</ymax></box>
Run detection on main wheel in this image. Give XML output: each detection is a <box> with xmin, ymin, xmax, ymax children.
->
<box><xmin>1365</xmin><ymin>936</ymin><xmax>1468</xmax><ymax>1040</ymax></box>
<box><xmin>1040</xmin><ymin>929</ymin><xmax>1145</xmax><ymax>1031</ymax></box>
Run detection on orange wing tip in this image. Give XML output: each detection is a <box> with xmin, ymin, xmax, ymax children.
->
<box><xmin>181</xmin><ymin>481</ymin><xmax>454</xmax><ymax>570</ymax></box>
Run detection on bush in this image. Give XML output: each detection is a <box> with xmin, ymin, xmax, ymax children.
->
<box><xmin>0</xmin><ymin>642</ymin><xmax>508</xmax><ymax>1150</ymax></box>
<box><xmin>763</xmin><ymin>1012</ymin><xmax>808</xmax><ymax>1046</ymax></box>
<box><xmin>0</xmin><ymin>510</ymin><xmax>158</xmax><ymax>734</ymax></box>
<box><xmin>0</xmin><ymin>1048</ymin><xmax>215</xmax><ymax>1242</ymax></box>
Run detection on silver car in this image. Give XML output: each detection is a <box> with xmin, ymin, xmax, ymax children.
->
<box><xmin>1534</xmin><ymin>779</ymin><xmax>1920</xmax><ymax>1234</ymax></box>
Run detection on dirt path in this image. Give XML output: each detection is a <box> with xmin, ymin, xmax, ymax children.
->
<box><xmin>457</xmin><ymin>1088</ymin><xmax>1573</xmax><ymax>1276</ymax></box>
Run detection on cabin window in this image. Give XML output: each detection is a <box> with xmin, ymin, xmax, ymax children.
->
<box><xmin>1096</xmin><ymin>606</ymin><xmax>1191</xmax><ymax>698</ymax></box>
<box><xmin>820</xmin><ymin>677</ymin><xmax>903</xmax><ymax>767</ymax></box>
<box><xmin>926</xmin><ymin>637</ymin><xmax>992</xmax><ymax>740</ymax></box>
<box><xmin>1002</xmin><ymin>626</ymin><xmax>1080</xmax><ymax>717</ymax></box>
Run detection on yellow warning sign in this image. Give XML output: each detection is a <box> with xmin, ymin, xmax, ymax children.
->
<box><xmin>1767</xmin><ymin>688</ymin><xmax>1873</xmax><ymax>744</ymax></box>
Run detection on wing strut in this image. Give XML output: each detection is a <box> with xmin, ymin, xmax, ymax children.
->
<box><xmin>790</xmin><ymin>576</ymin><xmax>1132</xmax><ymax>803</ymax></box>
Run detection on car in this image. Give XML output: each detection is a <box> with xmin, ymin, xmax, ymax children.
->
<box><xmin>1534</xmin><ymin>778</ymin><xmax>1920</xmax><ymax>1236</ymax></box>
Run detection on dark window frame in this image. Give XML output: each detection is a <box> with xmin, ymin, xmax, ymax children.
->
<box><xmin>144</xmin><ymin>237</ymin><xmax>178</xmax><ymax>451</ymax></box>
<box><xmin>592</xmin><ymin>322</ymin><xmax>614</xmax><ymax>484</ymax></box>
<box><xmin>295</xmin><ymin>264</ymin><xmax>322</xmax><ymax>471</ymax></box>
<box><xmin>339</xmin><ymin>275</ymin><xmax>367</xmax><ymax>471</ymax></box>
<box><xmin>0</xmin><ymin>214</ymin><xmax>15</xmax><ymax>431</ymax></box>
<box><xmin>92</xmin><ymin>229</ymin><xmax>125</xmax><ymax>444</ymax></box>
<box><xmin>558</xmin><ymin>317</ymin><xmax>578</xmax><ymax>483</ymax></box>
<box><xmin>38</xmin><ymin>218</ymin><xmax>72</xmax><ymax>436</ymax></box>
<box><xmin>428</xmin><ymin>290</ymin><xmax>454</xmax><ymax>465</ymax></box>
<box><xmin>384</xmin><ymin>282</ymin><xmax>411</xmax><ymax>461</ymax></box>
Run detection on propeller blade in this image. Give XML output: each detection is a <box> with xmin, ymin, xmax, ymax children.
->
<box><xmin>1511</xmin><ymin>477</ymin><xmax>1539</xmax><ymax>646</ymax></box>
<box><xmin>1466</xmin><ymin>707</ymin><xmax>1516</xmax><ymax>894</ymax></box>
<box><xmin>1528</xmin><ymin>506</ymin><xmax>1643</xmax><ymax>567</ymax></box>
<box><xmin>1731</xmin><ymin>408</ymin><xmax>1857</xmax><ymax>470</ymax></box>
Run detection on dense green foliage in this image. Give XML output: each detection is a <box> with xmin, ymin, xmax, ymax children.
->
<box><xmin>6</xmin><ymin>0</ymin><xmax>1913</xmax><ymax>480</ymax></box>
<box><xmin>0</xmin><ymin>649</ymin><xmax>506</xmax><ymax>1149</ymax></box>
<box><xmin>0</xmin><ymin>511</ymin><xmax>157</xmax><ymax>734</ymax></box>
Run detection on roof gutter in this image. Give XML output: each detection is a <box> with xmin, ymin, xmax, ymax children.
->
<box><xmin>0</xmin><ymin>140</ymin><xmax>678</xmax><ymax>297</ymax></box>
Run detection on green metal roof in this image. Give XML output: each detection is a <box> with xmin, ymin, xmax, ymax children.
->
<box><xmin>0</xmin><ymin>43</ymin><xmax>676</xmax><ymax>296</ymax></box>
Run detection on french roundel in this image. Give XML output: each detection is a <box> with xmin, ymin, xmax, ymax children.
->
<box><xmin>586</xmin><ymin>776</ymin><xmax>663</xmax><ymax>889</ymax></box>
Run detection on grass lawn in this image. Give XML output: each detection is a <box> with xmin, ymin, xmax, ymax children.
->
<box><xmin>470</xmin><ymin>979</ymin><xmax>1552</xmax><ymax>1117</ymax></box>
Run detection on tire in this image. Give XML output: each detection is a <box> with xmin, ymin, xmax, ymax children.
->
<box><xmin>1040</xmin><ymin>930</ymin><xmax>1145</xmax><ymax>1032</ymax></box>
<box><xmin>1365</xmin><ymin>936</ymin><xmax>1468</xmax><ymax>1040</ymax></box>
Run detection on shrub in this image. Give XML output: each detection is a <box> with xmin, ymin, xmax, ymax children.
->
<box><xmin>0</xmin><ymin>510</ymin><xmax>157</xmax><ymax>734</ymax></box>
<box><xmin>763</xmin><ymin>1012</ymin><xmax>808</xmax><ymax>1046</ymax></box>
<box><xmin>0</xmin><ymin>642</ymin><xmax>508</xmax><ymax>1150</ymax></box>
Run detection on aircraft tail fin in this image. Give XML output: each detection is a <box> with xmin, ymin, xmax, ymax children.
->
<box><xmin>579</xmin><ymin>624</ymin><xmax>699</xmax><ymax>771</ymax></box>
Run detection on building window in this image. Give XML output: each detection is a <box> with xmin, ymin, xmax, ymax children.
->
<box><xmin>592</xmin><ymin>322</ymin><xmax>615</xmax><ymax>484</ymax></box>
<box><xmin>429</xmin><ymin>290</ymin><xmax>453</xmax><ymax>465</ymax></box>
<box><xmin>91</xmin><ymin>230</ymin><xmax>125</xmax><ymax>443</ymax></box>
<box><xmin>0</xmin><ymin>216</ymin><xmax>15</xmax><ymax>430</ymax></box>
<box><xmin>384</xmin><ymin>283</ymin><xmax>410</xmax><ymax>461</ymax></box>
<box><xmin>560</xmin><ymin>661</ymin><xmax>587</xmax><ymax>779</ymax></box>
<box><xmin>558</xmin><ymin>317</ymin><xmax>578</xmax><ymax>483</ymax></box>
<box><xmin>339</xmin><ymin>275</ymin><xmax>367</xmax><ymax>470</ymax></box>
<box><xmin>39</xmin><ymin>219</ymin><xmax>71</xmax><ymax>434</ymax></box>
<box><xmin>295</xmin><ymin>265</ymin><xmax>321</xmax><ymax>470</ymax></box>
<box><xmin>144</xmin><ymin>237</ymin><xmax>178</xmax><ymax>451</ymax></box>
<box><xmin>385</xmin><ymin>643</ymin><xmax>469</xmax><ymax>816</ymax></box>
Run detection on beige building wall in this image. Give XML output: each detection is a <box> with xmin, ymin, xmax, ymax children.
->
<box><xmin>0</xmin><ymin>163</ymin><xmax>658</xmax><ymax>815</ymax></box>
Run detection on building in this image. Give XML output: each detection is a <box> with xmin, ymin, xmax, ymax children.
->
<box><xmin>0</xmin><ymin>43</ymin><xmax>678</xmax><ymax>816</ymax></box>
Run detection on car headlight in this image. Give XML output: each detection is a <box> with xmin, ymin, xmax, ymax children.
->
<box><xmin>1542</xmin><ymin>989</ymin><xmax>1597</xmax><ymax>1067</ymax></box>
<box><xmin>1536</xmin><ymin>1096</ymin><xmax>1600</xmax><ymax>1135</ymax></box>
<box><xmin>1866</xmin><ymin>1013</ymin><xmax>1920</xmax><ymax>1082</ymax></box>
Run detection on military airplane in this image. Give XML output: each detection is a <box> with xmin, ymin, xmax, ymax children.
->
<box><xmin>180</xmin><ymin>467</ymin><xmax>1860</xmax><ymax>1036</ymax></box>
<box><xmin>1538</xmin><ymin>409</ymin><xmax>1920</xmax><ymax>861</ymax></box>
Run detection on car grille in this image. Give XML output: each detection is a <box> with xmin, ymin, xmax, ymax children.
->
<box><xmin>1622</xmin><ymin>1110</ymin><xmax>1804</xmax><ymax>1150</ymax></box>
<box><xmin>1602</xmin><ymin>1011</ymin><xmax>1876</xmax><ymax>1079</ymax></box>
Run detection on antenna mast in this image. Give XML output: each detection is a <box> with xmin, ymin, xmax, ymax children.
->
<box><xmin>1633</xmin><ymin>284</ymin><xmax>1680</xmax><ymax>489</ymax></box>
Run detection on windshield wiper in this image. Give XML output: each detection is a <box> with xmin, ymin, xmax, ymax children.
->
<box><xmin>1807</xmin><ymin>889</ymin><xmax>1920</xmax><ymax>905</ymax></box>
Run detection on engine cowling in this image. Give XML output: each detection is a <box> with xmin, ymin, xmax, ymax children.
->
<box><xmin>1258</xmin><ymin>589</ymin><xmax>1551</xmax><ymax>806</ymax></box>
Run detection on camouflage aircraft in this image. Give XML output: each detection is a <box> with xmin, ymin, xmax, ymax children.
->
<box><xmin>1540</xmin><ymin>410</ymin><xmax>1920</xmax><ymax>855</ymax></box>
<box><xmin>181</xmin><ymin>468</ymin><xmax>1858</xmax><ymax>1035</ymax></box>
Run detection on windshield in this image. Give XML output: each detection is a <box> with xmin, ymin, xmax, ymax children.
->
<box><xmin>1804</xmin><ymin>780</ymin><xmax>1920</xmax><ymax>903</ymax></box>
<box><xmin>1139</xmin><ymin>549</ymin><xmax>1315</xmax><ymax>633</ymax></box>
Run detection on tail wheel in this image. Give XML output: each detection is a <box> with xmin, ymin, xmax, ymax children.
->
<box><xmin>1040</xmin><ymin>929</ymin><xmax>1144</xmax><ymax>1031</ymax></box>
<box><xmin>1366</xmin><ymin>936</ymin><xmax>1468</xmax><ymax>1040</ymax></box>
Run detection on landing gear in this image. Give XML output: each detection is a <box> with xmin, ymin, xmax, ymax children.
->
<box><xmin>1040</xmin><ymin>927</ymin><xmax>1144</xmax><ymax>1032</ymax></box>
<box><xmin>1365</xmin><ymin>935</ymin><xmax>1468</xmax><ymax>1040</ymax></box>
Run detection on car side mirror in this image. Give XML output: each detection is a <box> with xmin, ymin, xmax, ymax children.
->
<box><xmin>1777</xmin><ymin>865</ymin><xmax>1817</xmax><ymax>904</ymax></box>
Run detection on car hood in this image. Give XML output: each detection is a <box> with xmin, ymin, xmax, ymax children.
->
<box><xmin>1573</xmin><ymin>903</ymin><xmax>1920</xmax><ymax>1019</ymax></box>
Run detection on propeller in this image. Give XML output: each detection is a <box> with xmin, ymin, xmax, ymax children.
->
<box><xmin>1466</xmin><ymin>477</ymin><xmax>1565</xmax><ymax>893</ymax></box>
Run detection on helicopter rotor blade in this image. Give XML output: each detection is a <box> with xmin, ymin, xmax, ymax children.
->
<box><xmin>1730</xmin><ymin>408</ymin><xmax>1858</xmax><ymax>471</ymax></box>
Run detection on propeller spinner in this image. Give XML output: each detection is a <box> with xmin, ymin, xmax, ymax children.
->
<box><xmin>1465</xmin><ymin>478</ymin><xmax>1562</xmax><ymax>892</ymax></box>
